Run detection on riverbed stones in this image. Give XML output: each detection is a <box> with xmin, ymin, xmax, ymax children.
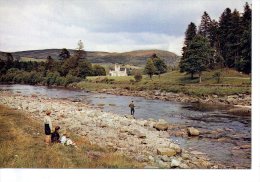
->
<box><xmin>0</xmin><ymin>90</ymin><xmax>230</xmax><ymax>169</ymax></box>
<box><xmin>157</xmin><ymin>148</ymin><xmax>177</xmax><ymax>156</ymax></box>
<box><xmin>187</xmin><ymin>127</ymin><xmax>200</xmax><ymax>136</ymax></box>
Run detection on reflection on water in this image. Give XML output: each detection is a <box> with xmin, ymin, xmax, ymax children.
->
<box><xmin>0</xmin><ymin>84</ymin><xmax>251</xmax><ymax>168</ymax></box>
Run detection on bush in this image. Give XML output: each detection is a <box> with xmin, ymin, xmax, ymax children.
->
<box><xmin>93</xmin><ymin>65</ymin><xmax>106</xmax><ymax>76</ymax></box>
<box><xmin>133</xmin><ymin>70</ymin><xmax>143</xmax><ymax>82</ymax></box>
<box><xmin>45</xmin><ymin>71</ymin><xmax>60</xmax><ymax>86</ymax></box>
<box><xmin>64</xmin><ymin>74</ymin><xmax>82</xmax><ymax>87</ymax></box>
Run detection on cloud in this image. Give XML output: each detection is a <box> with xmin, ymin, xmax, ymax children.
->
<box><xmin>0</xmin><ymin>0</ymin><xmax>250</xmax><ymax>55</ymax></box>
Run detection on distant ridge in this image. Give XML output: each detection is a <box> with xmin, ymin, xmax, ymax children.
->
<box><xmin>1</xmin><ymin>49</ymin><xmax>180</xmax><ymax>66</ymax></box>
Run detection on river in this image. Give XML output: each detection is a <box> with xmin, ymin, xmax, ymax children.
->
<box><xmin>0</xmin><ymin>84</ymin><xmax>251</xmax><ymax>168</ymax></box>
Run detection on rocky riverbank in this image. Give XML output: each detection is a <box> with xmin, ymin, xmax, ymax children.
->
<box><xmin>96</xmin><ymin>88</ymin><xmax>251</xmax><ymax>108</ymax></box>
<box><xmin>0</xmin><ymin>90</ymin><xmax>220</xmax><ymax>169</ymax></box>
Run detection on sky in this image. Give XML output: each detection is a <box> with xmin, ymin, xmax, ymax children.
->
<box><xmin>0</xmin><ymin>0</ymin><xmax>251</xmax><ymax>55</ymax></box>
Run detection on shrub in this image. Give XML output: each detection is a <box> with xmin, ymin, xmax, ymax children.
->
<box><xmin>134</xmin><ymin>70</ymin><xmax>143</xmax><ymax>82</ymax></box>
<box><xmin>64</xmin><ymin>74</ymin><xmax>81</xmax><ymax>87</ymax></box>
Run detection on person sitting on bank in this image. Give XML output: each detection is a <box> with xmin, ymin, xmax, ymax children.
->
<box><xmin>129</xmin><ymin>100</ymin><xmax>135</xmax><ymax>116</ymax></box>
<box><xmin>60</xmin><ymin>132</ymin><xmax>67</xmax><ymax>145</ymax></box>
<box><xmin>44</xmin><ymin>110</ymin><xmax>52</xmax><ymax>145</ymax></box>
<box><xmin>61</xmin><ymin>133</ymin><xmax>77</xmax><ymax>148</ymax></box>
<box><xmin>51</xmin><ymin>126</ymin><xmax>61</xmax><ymax>143</ymax></box>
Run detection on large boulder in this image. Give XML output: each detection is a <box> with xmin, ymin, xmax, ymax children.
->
<box><xmin>187</xmin><ymin>127</ymin><xmax>200</xmax><ymax>136</ymax></box>
<box><xmin>153</xmin><ymin>123</ymin><xmax>168</xmax><ymax>131</ymax></box>
<box><xmin>157</xmin><ymin>148</ymin><xmax>177</xmax><ymax>156</ymax></box>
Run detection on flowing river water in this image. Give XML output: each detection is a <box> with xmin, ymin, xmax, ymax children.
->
<box><xmin>0</xmin><ymin>84</ymin><xmax>251</xmax><ymax>168</ymax></box>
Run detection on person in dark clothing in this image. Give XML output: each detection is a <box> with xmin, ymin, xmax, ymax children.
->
<box><xmin>129</xmin><ymin>101</ymin><xmax>135</xmax><ymax>116</ymax></box>
<box><xmin>44</xmin><ymin>110</ymin><xmax>52</xmax><ymax>145</ymax></box>
<box><xmin>51</xmin><ymin>126</ymin><xmax>61</xmax><ymax>143</ymax></box>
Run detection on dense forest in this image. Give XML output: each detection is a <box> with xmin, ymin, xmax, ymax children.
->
<box><xmin>0</xmin><ymin>41</ymin><xmax>106</xmax><ymax>86</ymax></box>
<box><xmin>179</xmin><ymin>2</ymin><xmax>251</xmax><ymax>82</ymax></box>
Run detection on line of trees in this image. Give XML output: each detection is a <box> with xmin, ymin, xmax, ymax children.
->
<box><xmin>179</xmin><ymin>2</ymin><xmax>251</xmax><ymax>82</ymax></box>
<box><xmin>0</xmin><ymin>40</ymin><xmax>106</xmax><ymax>86</ymax></box>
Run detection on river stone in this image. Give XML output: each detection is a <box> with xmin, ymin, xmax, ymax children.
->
<box><xmin>148</xmin><ymin>156</ymin><xmax>155</xmax><ymax>162</ymax></box>
<box><xmin>240</xmin><ymin>144</ymin><xmax>251</xmax><ymax>149</ymax></box>
<box><xmin>118</xmin><ymin>133</ymin><xmax>127</xmax><ymax>140</ymax></box>
<box><xmin>157</xmin><ymin>148</ymin><xmax>177</xmax><ymax>156</ymax></box>
<box><xmin>170</xmin><ymin>158</ymin><xmax>181</xmax><ymax>168</ymax></box>
<box><xmin>141</xmin><ymin>140</ymin><xmax>148</xmax><ymax>144</ymax></box>
<box><xmin>181</xmin><ymin>153</ymin><xmax>190</xmax><ymax>160</ymax></box>
<box><xmin>179</xmin><ymin>163</ymin><xmax>189</xmax><ymax>169</ymax></box>
<box><xmin>120</xmin><ymin>126</ymin><xmax>129</xmax><ymax>133</ymax></box>
<box><xmin>125</xmin><ymin>115</ymin><xmax>134</xmax><ymax>119</ymax></box>
<box><xmin>98</xmin><ymin>122</ymin><xmax>108</xmax><ymax>128</ymax></box>
<box><xmin>190</xmin><ymin>150</ymin><xmax>206</xmax><ymax>155</ymax></box>
<box><xmin>128</xmin><ymin>129</ymin><xmax>146</xmax><ymax>138</ymax></box>
<box><xmin>169</xmin><ymin>143</ymin><xmax>182</xmax><ymax>153</ymax></box>
<box><xmin>187</xmin><ymin>127</ymin><xmax>200</xmax><ymax>136</ymax></box>
<box><xmin>135</xmin><ymin>155</ymin><xmax>149</xmax><ymax>162</ymax></box>
<box><xmin>153</xmin><ymin>123</ymin><xmax>168</xmax><ymax>131</ymax></box>
<box><xmin>159</xmin><ymin>131</ymin><xmax>170</xmax><ymax>138</ymax></box>
<box><xmin>156</xmin><ymin>159</ymin><xmax>170</xmax><ymax>168</ymax></box>
<box><xmin>160</xmin><ymin>155</ymin><xmax>171</xmax><ymax>162</ymax></box>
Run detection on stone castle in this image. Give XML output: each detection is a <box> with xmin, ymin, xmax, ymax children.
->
<box><xmin>109</xmin><ymin>64</ymin><xmax>127</xmax><ymax>76</ymax></box>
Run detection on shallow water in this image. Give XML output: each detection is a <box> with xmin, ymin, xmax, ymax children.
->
<box><xmin>0</xmin><ymin>84</ymin><xmax>251</xmax><ymax>168</ymax></box>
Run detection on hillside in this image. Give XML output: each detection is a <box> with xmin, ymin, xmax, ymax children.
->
<box><xmin>9</xmin><ymin>49</ymin><xmax>180</xmax><ymax>66</ymax></box>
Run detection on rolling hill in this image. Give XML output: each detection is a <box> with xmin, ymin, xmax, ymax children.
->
<box><xmin>9</xmin><ymin>49</ymin><xmax>180</xmax><ymax>67</ymax></box>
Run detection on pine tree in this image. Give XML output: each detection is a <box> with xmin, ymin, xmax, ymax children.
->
<box><xmin>45</xmin><ymin>56</ymin><xmax>54</xmax><ymax>71</ymax></box>
<box><xmin>219</xmin><ymin>8</ymin><xmax>233</xmax><ymax>67</ymax></box>
<box><xmin>154</xmin><ymin>58</ymin><xmax>167</xmax><ymax>77</ymax></box>
<box><xmin>242</xmin><ymin>2</ymin><xmax>251</xmax><ymax>29</ymax></box>
<box><xmin>184</xmin><ymin>22</ymin><xmax>197</xmax><ymax>47</ymax></box>
<box><xmin>181</xmin><ymin>35</ymin><xmax>214</xmax><ymax>82</ymax></box>
<box><xmin>208</xmin><ymin>19</ymin><xmax>219</xmax><ymax>48</ymax></box>
<box><xmin>198</xmin><ymin>11</ymin><xmax>212</xmax><ymax>39</ymax></box>
<box><xmin>180</xmin><ymin>22</ymin><xmax>197</xmax><ymax>73</ymax></box>
<box><xmin>237</xmin><ymin>2</ymin><xmax>251</xmax><ymax>74</ymax></box>
<box><xmin>228</xmin><ymin>9</ymin><xmax>243</xmax><ymax>67</ymax></box>
<box><xmin>144</xmin><ymin>58</ymin><xmax>156</xmax><ymax>79</ymax></box>
<box><xmin>58</xmin><ymin>48</ymin><xmax>70</xmax><ymax>60</ymax></box>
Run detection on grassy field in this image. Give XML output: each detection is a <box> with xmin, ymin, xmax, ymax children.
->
<box><xmin>20</xmin><ymin>57</ymin><xmax>46</xmax><ymax>62</ymax></box>
<box><xmin>77</xmin><ymin>68</ymin><xmax>251</xmax><ymax>96</ymax></box>
<box><xmin>0</xmin><ymin>105</ymin><xmax>142</xmax><ymax>168</ymax></box>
